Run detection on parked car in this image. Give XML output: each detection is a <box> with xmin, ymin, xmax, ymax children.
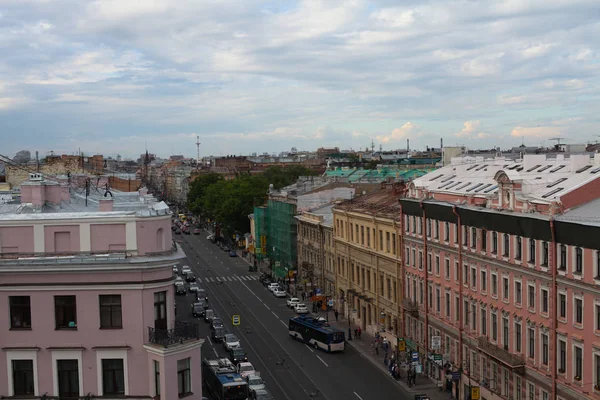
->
<box><xmin>212</xmin><ymin>326</ymin><xmax>226</xmax><ymax>342</ymax></box>
<box><xmin>188</xmin><ymin>282</ymin><xmax>200</xmax><ymax>293</ymax></box>
<box><xmin>206</xmin><ymin>234</ymin><xmax>215</xmax><ymax>241</ymax></box>
<box><xmin>183</xmin><ymin>228</ymin><xmax>191</xmax><ymax>235</ymax></box>
<box><xmin>229</xmin><ymin>250</ymin><xmax>237</xmax><ymax>257</ymax></box>
<box><xmin>287</xmin><ymin>297</ymin><xmax>300</xmax><ymax>308</ymax></box>
<box><xmin>211</xmin><ymin>317</ymin><xmax>224</xmax><ymax>331</ymax></box>
<box><xmin>295</xmin><ymin>304</ymin><xmax>309</xmax><ymax>314</ymax></box>
<box><xmin>181</xmin><ymin>265</ymin><xmax>192</xmax><ymax>274</ymax></box>
<box><xmin>204</xmin><ymin>309</ymin><xmax>215</xmax><ymax>322</ymax></box>
<box><xmin>273</xmin><ymin>288</ymin><xmax>287</xmax><ymax>298</ymax></box>
<box><xmin>191</xmin><ymin>302</ymin><xmax>206</xmax><ymax>317</ymax></box>
<box><xmin>237</xmin><ymin>362</ymin><xmax>255</xmax><ymax>378</ymax></box>
<box><xmin>193</xmin><ymin>228</ymin><xmax>201</xmax><ymax>235</ymax></box>
<box><xmin>246</xmin><ymin>374</ymin><xmax>266</xmax><ymax>394</ymax></box>
<box><xmin>172</xmin><ymin>265</ymin><xmax>179</xmax><ymax>274</ymax></box>
<box><xmin>197</xmin><ymin>289</ymin><xmax>208</xmax><ymax>302</ymax></box>
<box><xmin>228</xmin><ymin>346</ymin><xmax>248</xmax><ymax>364</ymax></box>
<box><xmin>175</xmin><ymin>281</ymin><xmax>186</xmax><ymax>295</ymax></box>
<box><xmin>267</xmin><ymin>283</ymin><xmax>280</xmax><ymax>292</ymax></box>
<box><xmin>223</xmin><ymin>333</ymin><xmax>241</xmax><ymax>351</ymax></box>
<box><xmin>251</xmin><ymin>389</ymin><xmax>274</xmax><ymax>400</ymax></box>
<box><xmin>174</xmin><ymin>229</ymin><xmax>181</xmax><ymax>235</ymax></box>
<box><xmin>184</xmin><ymin>270</ymin><xmax>196</xmax><ymax>282</ymax></box>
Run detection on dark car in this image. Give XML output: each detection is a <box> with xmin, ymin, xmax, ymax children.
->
<box><xmin>212</xmin><ymin>326</ymin><xmax>226</xmax><ymax>342</ymax></box>
<box><xmin>229</xmin><ymin>250</ymin><xmax>237</xmax><ymax>257</ymax></box>
<box><xmin>191</xmin><ymin>302</ymin><xmax>206</xmax><ymax>317</ymax></box>
<box><xmin>184</xmin><ymin>271</ymin><xmax>196</xmax><ymax>282</ymax></box>
<box><xmin>175</xmin><ymin>282</ymin><xmax>186</xmax><ymax>295</ymax></box>
<box><xmin>229</xmin><ymin>347</ymin><xmax>248</xmax><ymax>364</ymax></box>
<box><xmin>197</xmin><ymin>289</ymin><xmax>208</xmax><ymax>302</ymax></box>
<box><xmin>193</xmin><ymin>228</ymin><xmax>201</xmax><ymax>235</ymax></box>
<box><xmin>183</xmin><ymin>228</ymin><xmax>191</xmax><ymax>235</ymax></box>
<box><xmin>204</xmin><ymin>309</ymin><xmax>215</xmax><ymax>322</ymax></box>
<box><xmin>174</xmin><ymin>229</ymin><xmax>181</xmax><ymax>235</ymax></box>
<box><xmin>252</xmin><ymin>389</ymin><xmax>274</xmax><ymax>400</ymax></box>
<box><xmin>211</xmin><ymin>317</ymin><xmax>224</xmax><ymax>331</ymax></box>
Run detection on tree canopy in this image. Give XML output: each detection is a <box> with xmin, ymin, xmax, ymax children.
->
<box><xmin>187</xmin><ymin>166</ymin><xmax>316</xmax><ymax>235</ymax></box>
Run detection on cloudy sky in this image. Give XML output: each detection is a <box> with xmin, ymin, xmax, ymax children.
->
<box><xmin>1</xmin><ymin>0</ymin><xmax>599</xmax><ymax>159</ymax></box>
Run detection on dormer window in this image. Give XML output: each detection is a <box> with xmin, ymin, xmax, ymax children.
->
<box><xmin>504</xmin><ymin>190</ymin><xmax>511</xmax><ymax>207</ymax></box>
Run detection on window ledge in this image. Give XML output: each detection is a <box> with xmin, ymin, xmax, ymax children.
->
<box><xmin>9</xmin><ymin>327</ymin><xmax>32</xmax><ymax>331</ymax></box>
<box><xmin>99</xmin><ymin>326</ymin><xmax>123</xmax><ymax>330</ymax></box>
<box><xmin>55</xmin><ymin>327</ymin><xmax>78</xmax><ymax>331</ymax></box>
<box><xmin>179</xmin><ymin>392</ymin><xmax>194</xmax><ymax>399</ymax></box>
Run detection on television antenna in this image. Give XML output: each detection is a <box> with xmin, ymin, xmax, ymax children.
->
<box><xmin>549</xmin><ymin>137</ymin><xmax>568</xmax><ymax>146</ymax></box>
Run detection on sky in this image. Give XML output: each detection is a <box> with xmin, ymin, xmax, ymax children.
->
<box><xmin>0</xmin><ymin>0</ymin><xmax>599</xmax><ymax>159</ymax></box>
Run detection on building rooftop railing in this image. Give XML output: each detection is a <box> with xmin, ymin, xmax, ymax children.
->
<box><xmin>148</xmin><ymin>320</ymin><xmax>200</xmax><ymax>347</ymax></box>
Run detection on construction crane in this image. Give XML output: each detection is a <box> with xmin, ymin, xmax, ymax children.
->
<box><xmin>548</xmin><ymin>137</ymin><xmax>567</xmax><ymax>146</ymax></box>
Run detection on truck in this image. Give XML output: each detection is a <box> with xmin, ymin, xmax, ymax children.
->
<box><xmin>202</xmin><ymin>358</ymin><xmax>249</xmax><ymax>400</ymax></box>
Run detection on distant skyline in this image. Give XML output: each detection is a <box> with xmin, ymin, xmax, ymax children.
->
<box><xmin>1</xmin><ymin>0</ymin><xmax>599</xmax><ymax>158</ymax></box>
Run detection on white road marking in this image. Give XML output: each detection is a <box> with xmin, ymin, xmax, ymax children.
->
<box><xmin>213</xmin><ymin>348</ymin><xmax>218</xmax><ymax>357</ymax></box>
<box><xmin>216</xmin><ymin>277</ymin><xmax>222</xmax><ymax>282</ymax></box>
<box><xmin>271</xmin><ymin>311</ymin><xmax>278</xmax><ymax>318</ymax></box>
<box><xmin>240</xmin><ymin>276</ymin><xmax>248</xmax><ymax>281</ymax></box>
<box><xmin>197</xmin><ymin>277</ymin><xmax>202</xmax><ymax>283</ymax></box>
<box><xmin>353</xmin><ymin>392</ymin><xmax>363</xmax><ymax>400</ymax></box>
<box><xmin>280</xmin><ymin>320</ymin><xmax>287</xmax><ymax>328</ymax></box>
<box><xmin>206</xmin><ymin>336</ymin><xmax>212</xmax><ymax>345</ymax></box>
<box><xmin>316</xmin><ymin>355</ymin><xmax>329</xmax><ymax>367</ymax></box>
<box><xmin>226</xmin><ymin>277</ymin><xmax>232</xmax><ymax>281</ymax></box>
<box><xmin>264</xmin><ymin>304</ymin><xmax>271</xmax><ymax>311</ymax></box>
<box><xmin>306</xmin><ymin>345</ymin><xmax>314</xmax><ymax>353</ymax></box>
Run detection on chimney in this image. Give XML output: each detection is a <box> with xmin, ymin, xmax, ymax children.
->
<box><xmin>407</xmin><ymin>139</ymin><xmax>410</xmax><ymax>153</ymax></box>
<box><xmin>99</xmin><ymin>198</ymin><xmax>114</xmax><ymax>212</ymax></box>
<box><xmin>440</xmin><ymin>138</ymin><xmax>443</xmax><ymax>150</ymax></box>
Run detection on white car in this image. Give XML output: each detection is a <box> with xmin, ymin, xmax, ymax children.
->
<box><xmin>223</xmin><ymin>333</ymin><xmax>241</xmax><ymax>350</ymax></box>
<box><xmin>273</xmin><ymin>289</ymin><xmax>287</xmax><ymax>298</ymax></box>
<box><xmin>172</xmin><ymin>265</ymin><xmax>179</xmax><ymax>274</ymax></box>
<box><xmin>287</xmin><ymin>298</ymin><xmax>300</xmax><ymax>308</ymax></box>
<box><xmin>237</xmin><ymin>362</ymin><xmax>255</xmax><ymax>378</ymax></box>
<box><xmin>188</xmin><ymin>282</ymin><xmax>200</xmax><ymax>293</ymax></box>
<box><xmin>268</xmin><ymin>283</ymin><xmax>280</xmax><ymax>292</ymax></box>
<box><xmin>181</xmin><ymin>265</ymin><xmax>192</xmax><ymax>274</ymax></box>
<box><xmin>295</xmin><ymin>303</ymin><xmax>309</xmax><ymax>314</ymax></box>
<box><xmin>246</xmin><ymin>373</ymin><xmax>266</xmax><ymax>393</ymax></box>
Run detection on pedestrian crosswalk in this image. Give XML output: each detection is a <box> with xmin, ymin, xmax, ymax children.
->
<box><xmin>197</xmin><ymin>275</ymin><xmax>259</xmax><ymax>283</ymax></box>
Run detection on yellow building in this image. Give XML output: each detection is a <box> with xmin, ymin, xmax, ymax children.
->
<box><xmin>332</xmin><ymin>182</ymin><xmax>406</xmax><ymax>343</ymax></box>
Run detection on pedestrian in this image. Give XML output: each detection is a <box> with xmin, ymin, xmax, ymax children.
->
<box><xmin>354</xmin><ymin>328</ymin><xmax>358</xmax><ymax>338</ymax></box>
<box><xmin>374</xmin><ymin>339</ymin><xmax>379</xmax><ymax>355</ymax></box>
<box><xmin>383</xmin><ymin>352</ymin><xmax>388</xmax><ymax>365</ymax></box>
<box><xmin>357</xmin><ymin>326</ymin><xmax>362</xmax><ymax>340</ymax></box>
<box><xmin>334</xmin><ymin>310</ymin><xmax>339</xmax><ymax>322</ymax></box>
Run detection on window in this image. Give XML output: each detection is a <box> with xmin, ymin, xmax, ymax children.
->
<box><xmin>99</xmin><ymin>295</ymin><xmax>122</xmax><ymax>329</ymax></box>
<box><xmin>57</xmin><ymin>359</ymin><xmax>79</xmax><ymax>398</ymax></box>
<box><xmin>434</xmin><ymin>222</ymin><xmax>439</xmax><ymax>239</ymax></box>
<box><xmin>541</xmin><ymin>289</ymin><xmax>548</xmax><ymax>313</ymax></box>
<box><xmin>575</xmin><ymin>298</ymin><xmax>583</xmax><ymax>324</ymax></box>
<box><xmin>177</xmin><ymin>358</ymin><xmax>191</xmax><ymax>397</ymax></box>
<box><xmin>471</xmin><ymin>304</ymin><xmax>477</xmax><ymax>330</ymax></box>
<box><xmin>516</xmin><ymin>237</ymin><xmax>522</xmax><ymax>260</ymax></box>
<box><xmin>529</xmin><ymin>239</ymin><xmax>536</xmax><ymax>263</ymax></box>
<box><xmin>463</xmin><ymin>264</ymin><xmax>469</xmax><ymax>285</ymax></box>
<box><xmin>454</xmin><ymin>224</ymin><xmax>458</xmax><ymax>243</ymax></box>
<box><xmin>366</xmin><ymin>228</ymin><xmax>370</xmax><ymax>247</ymax></box>
<box><xmin>491</xmin><ymin>311</ymin><xmax>498</xmax><ymax>341</ymax></box>
<box><xmin>445</xmin><ymin>222</ymin><xmax>450</xmax><ymax>242</ymax></box>
<box><xmin>575</xmin><ymin>346</ymin><xmax>583</xmax><ymax>380</ymax></box>
<box><xmin>445</xmin><ymin>293</ymin><xmax>451</xmax><ymax>317</ymax></box>
<box><xmin>419</xmin><ymin>251</ymin><xmax>423</xmax><ymax>269</ymax></box>
<box><xmin>492</xmin><ymin>232</ymin><xmax>498</xmax><ymax>254</ymax></box>
<box><xmin>502</xmin><ymin>277</ymin><xmax>509</xmax><ymax>301</ymax></box>
<box><xmin>597</xmin><ymin>251</ymin><xmax>600</xmax><ymax>278</ymax></box>
<box><xmin>360</xmin><ymin>226</ymin><xmax>364</xmax><ymax>245</ymax></box>
<box><xmin>575</xmin><ymin>247</ymin><xmax>583</xmax><ymax>274</ymax></box>
<box><xmin>560</xmin><ymin>244</ymin><xmax>567</xmax><ymax>270</ymax></box>
<box><xmin>481</xmin><ymin>229</ymin><xmax>487</xmax><ymax>251</ymax></box>
<box><xmin>515</xmin><ymin>322</ymin><xmax>522</xmax><ymax>352</ymax></box>
<box><xmin>559</xmin><ymin>293</ymin><xmax>566</xmax><ymax>319</ymax></box>
<box><xmin>435</xmin><ymin>256</ymin><xmax>440</xmax><ymax>275</ymax></box>
<box><xmin>595</xmin><ymin>355</ymin><xmax>600</xmax><ymax>389</ymax></box>
<box><xmin>502</xmin><ymin>316</ymin><xmax>509</xmax><ymax>349</ymax></box>
<box><xmin>154</xmin><ymin>360</ymin><xmax>160</xmax><ymax>397</ymax></box>
<box><xmin>528</xmin><ymin>285</ymin><xmax>535</xmax><ymax>309</ymax></box>
<box><xmin>481</xmin><ymin>308</ymin><xmax>487</xmax><ymax>336</ymax></box>
<box><xmin>427</xmin><ymin>219</ymin><xmax>432</xmax><ymax>237</ymax></box>
<box><xmin>9</xmin><ymin>296</ymin><xmax>31</xmax><ymax>329</ymax></box>
<box><xmin>471</xmin><ymin>268</ymin><xmax>477</xmax><ymax>289</ymax></box>
<box><xmin>412</xmin><ymin>216</ymin><xmax>416</xmax><ymax>233</ymax></box>
<box><xmin>12</xmin><ymin>360</ymin><xmax>34</xmax><ymax>396</ymax></box>
<box><xmin>386</xmin><ymin>232</ymin><xmax>391</xmax><ymax>253</ymax></box>
<box><xmin>596</xmin><ymin>304</ymin><xmax>600</xmax><ymax>331</ymax></box>
<box><xmin>436</xmin><ymin>288</ymin><xmax>441</xmax><ymax>313</ymax></box>
<box><xmin>542</xmin><ymin>242</ymin><xmax>549</xmax><ymax>266</ymax></box>
<box><xmin>471</xmin><ymin>228</ymin><xmax>477</xmax><ymax>249</ymax></box>
<box><xmin>515</xmin><ymin>376</ymin><xmax>522</xmax><ymax>400</ymax></box>
<box><xmin>428</xmin><ymin>254</ymin><xmax>432</xmax><ymax>273</ymax></box>
<box><xmin>392</xmin><ymin>233</ymin><xmax>396</xmax><ymax>255</ymax></box>
<box><xmin>528</xmin><ymin>328</ymin><xmax>535</xmax><ymax>358</ymax></box>
<box><xmin>541</xmin><ymin>333</ymin><xmax>548</xmax><ymax>365</ymax></box>
<box><xmin>455</xmin><ymin>296</ymin><xmax>460</xmax><ymax>322</ymax></box>
<box><xmin>503</xmin><ymin>234</ymin><xmax>509</xmax><ymax>256</ymax></box>
<box><xmin>515</xmin><ymin>281</ymin><xmax>522</xmax><ymax>304</ymax></box>
<box><xmin>558</xmin><ymin>339</ymin><xmax>566</xmax><ymax>372</ymax></box>
<box><xmin>454</xmin><ymin>261</ymin><xmax>459</xmax><ymax>282</ymax></box>
<box><xmin>481</xmin><ymin>270</ymin><xmax>487</xmax><ymax>292</ymax></box>
<box><xmin>491</xmin><ymin>273</ymin><xmax>498</xmax><ymax>296</ymax></box>
<box><xmin>55</xmin><ymin>296</ymin><xmax>77</xmax><ymax>329</ymax></box>
<box><xmin>102</xmin><ymin>359</ymin><xmax>125</xmax><ymax>395</ymax></box>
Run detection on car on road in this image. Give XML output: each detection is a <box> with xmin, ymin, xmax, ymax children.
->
<box><xmin>206</xmin><ymin>234</ymin><xmax>214</xmax><ymax>241</ymax></box>
<box><xmin>212</xmin><ymin>326</ymin><xmax>226</xmax><ymax>342</ymax></box>
<box><xmin>211</xmin><ymin>317</ymin><xmax>224</xmax><ymax>331</ymax></box>
<box><xmin>183</xmin><ymin>227</ymin><xmax>191</xmax><ymax>235</ymax></box>
<box><xmin>295</xmin><ymin>303</ymin><xmax>309</xmax><ymax>314</ymax></box>
<box><xmin>267</xmin><ymin>283</ymin><xmax>280</xmax><ymax>292</ymax></box>
<box><xmin>175</xmin><ymin>281</ymin><xmax>186</xmax><ymax>295</ymax></box>
<box><xmin>273</xmin><ymin>288</ymin><xmax>287</xmax><ymax>298</ymax></box>
<box><xmin>174</xmin><ymin>229</ymin><xmax>181</xmax><ymax>235</ymax></box>
<box><xmin>197</xmin><ymin>289</ymin><xmax>208</xmax><ymax>302</ymax></box>
<box><xmin>204</xmin><ymin>309</ymin><xmax>214</xmax><ymax>322</ymax></box>
<box><xmin>193</xmin><ymin>228</ymin><xmax>201</xmax><ymax>235</ymax></box>
<box><xmin>228</xmin><ymin>346</ymin><xmax>248</xmax><ymax>364</ymax></box>
<box><xmin>184</xmin><ymin>271</ymin><xmax>196</xmax><ymax>282</ymax></box>
<box><xmin>287</xmin><ymin>297</ymin><xmax>300</xmax><ymax>308</ymax></box>
<box><xmin>236</xmin><ymin>362</ymin><xmax>255</xmax><ymax>378</ymax></box>
<box><xmin>246</xmin><ymin>374</ymin><xmax>266</xmax><ymax>394</ymax></box>
<box><xmin>188</xmin><ymin>282</ymin><xmax>200</xmax><ymax>293</ymax></box>
<box><xmin>172</xmin><ymin>265</ymin><xmax>179</xmax><ymax>274</ymax></box>
<box><xmin>251</xmin><ymin>388</ymin><xmax>274</xmax><ymax>400</ymax></box>
<box><xmin>181</xmin><ymin>265</ymin><xmax>192</xmax><ymax>274</ymax></box>
<box><xmin>223</xmin><ymin>333</ymin><xmax>241</xmax><ymax>351</ymax></box>
<box><xmin>191</xmin><ymin>302</ymin><xmax>206</xmax><ymax>318</ymax></box>
<box><xmin>229</xmin><ymin>250</ymin><xmax>237</xmax><ymax>257</ymax></box>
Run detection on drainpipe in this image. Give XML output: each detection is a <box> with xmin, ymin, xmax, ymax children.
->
<box><xmin>421</xmin><ymin>202</ymin><xmax>430</xmax><ymax>366</ymax></box>
<box><xmin>549</xmin><ymin>218</ymin><xmax>558</xmax><ymax>400</ymax></box>
<box><xmin>398</xmin><ymin>204</ymin><xmax>406</xmax><ymax>342</ymax></box>
<box><xmin>452</xmin><ymin>206</ymin><xmax>463</xmax><ymax>400</ymax></box>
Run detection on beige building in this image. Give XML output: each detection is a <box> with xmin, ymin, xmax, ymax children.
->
<box><xmin>296</xmin><ymin>204</ymin><xmax>336</xmax><ymax>296</ymax></box>
<box><xmin>332</xmin><ymin>182</ymin><xmax>406</xmax><ymax>343</ymax></box>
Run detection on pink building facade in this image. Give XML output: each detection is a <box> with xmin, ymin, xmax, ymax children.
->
<box><xmin>399</xmin><ymin>154</ymin><xmax>600</xmax><ymax>400</ymax></box>
<box><xmin>0</xmin><ymin>175</ymin><xmax>203</xmax><ymax>399</ymax></box>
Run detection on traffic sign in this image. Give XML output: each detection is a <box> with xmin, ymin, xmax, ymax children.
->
<box><xmin>431</xmin><ymin>335</ymin><xmax>441</xmax><ymax>350</ymax></box>
<box><xmin>328</xmin><ymin>299</ymin><xmax>334</xmax><ymax>307</ymax></box>
<box><xmin>411</xmin><ymin>351</ymin><xmax>419</xmax><ymax>362</ymax></box>
<box><xmin>232</xmin><ymin>315</ymin><xmax>241</xmax><ymax>326</ymax></box>
<box><xmin>398</xmin><ymin>338</ymin><xmax>406</xmax><ymax>352</ymax></box>
<box><xmin>471</xmin><ymin>386</ymin><xmax>480</xmax><ymax>400</ymax></box>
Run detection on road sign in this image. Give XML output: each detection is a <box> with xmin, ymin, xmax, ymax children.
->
<box><xmin>315</xmin><ymin>288</ymin><xmax>321</xmax><ymax>294</ymax></box>
<box><xmin>452</xmin><ymin>371</ymin><xmax>461</xmax><ymax>381</ymax></box>
<box><xmin>411</xmin><ymin>351</ymin><xmax>419</xmax><ymax>362</ymax></box>
<box><xmin>431</xmin><ymin>336</ymin><xmax>441</xmax><ymax>350</ymax></box>
<box><xmin>255</xmin><ymin>248</ymin><xmax>262</xmax><ymax>254</ymax></box>
<box><xmin>275</xmin><ymin>261</ymin><xmax>281</xmax><ymax>267</ymax></box>
<box><xmin>398</xmin><ymin>338</ymin><xmax>406</xmax><ymax>352</ymax></box>
<box><xmin>328</xmin><ymin>299</ymin><xmax>334</xmax><ymax>307</ymax></box>
<box><xmin>471</xmin><ymin>386</ymin><xmax>480</xmax><ymax>400</ymax></box>
<box><xmin>232</xmin><ymin>315</ymin><xmax>241</xmax><ymax>326</ymax></box>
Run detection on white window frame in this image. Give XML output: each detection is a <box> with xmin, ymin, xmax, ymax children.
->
<box><xmin>514</xmin><ymin>279</ymin><xmax>522</xmax><ymax>306</ymax></box>
<box><xmin>52</xmin><ymin>349</ymin><xmax>84</xmax><ymax>397</ymax></box>
<box><xmin>540</xmin><ymin>330</ymin><xmax>549</xmax><ymax>367</ymax></box>
<box><xmin>527</xmin><ymin>283</ymin><xmax>536</xmax><ymax>311</ymax></box>
<box><xmin>573</xmin><ymin>294</ymin><xmax>584</xmax><ymax>327</ymax></box>
<box><xmin>541</xmin><ymin>287</ymin><xmax>549</xmax><ymax>315</ymax></box>
<box><xmin>96</xmin><ymin>349</ymin><xmax>129</xmax><ymax>396</ymax></box>
<box><xmin>573</xmin><ymin>246</ymin><xmax>584</xmax><ymax>279</ymax></box>
<box><xmin>6</xmin><ymin>349</ymin><xmax>39</xmax><ymax>397</ymax></box>
<box><xmin>557</xmin><ymin>335</ymin><xmax>567</xmax><ymax>374</ymax></box>
<box><xmin>502</xmin><ymin>276</ymin><xmax>510</xmax><ymax>303</ymax></box>
<box><xmin>480</xmin><ymin>268</ymin><xmax>487</xmax><ymax>293</ymax></box>
<box><xmin>558</xmin><ymin>290</ymin><xmax>567</xmax><ymax>321</ymax></box>
<box><xmin>573</xmin><ymin>342</ymin><xmax>584</xmax><ymax>383</ymax></box>
<box><xmin>491</xmin><ymin>272</ymin><xmax>498</xmax><ymax>298</ymax></box>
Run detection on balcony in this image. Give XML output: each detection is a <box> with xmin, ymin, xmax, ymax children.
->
<box><xmin>477</xmin><ymin>337</ymin><xmax>525</xmax><ymax>374</ymax></box>
<box><xmin>402</xmin><ymin>298</ymin><xmax>419</xmax><ymax>317</ymax></box>
<box><xmin>148</xmin><ymin>320</ymin><xmax>199</xmax><ymax>347</ymax></box>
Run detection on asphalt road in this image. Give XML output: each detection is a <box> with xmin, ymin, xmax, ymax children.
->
<box><xmin>174</xmin><ymin>231</ymin><xmax>406</xmax><ymax>400</ymax></box>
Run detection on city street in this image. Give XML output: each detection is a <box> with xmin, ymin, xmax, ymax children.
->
<box><xmin>175</xmin><ymin>231</ymin><xmax>407</xmax><ymax>400</ymax></box>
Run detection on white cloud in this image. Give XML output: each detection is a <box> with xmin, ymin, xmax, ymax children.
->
<box><xmin>510</xmin><ymin>126</ymin><xmax>562</xmax><ymax>138</ymax></box>
<box><xmin>455</xmin><ymin>121</ymin><xmax>490</xmax><ymax>139</ymax></box>
<box><xmin>376</xmin><ymin>122</ymin><xmax>421</xmax><ymax>144</ymax></box>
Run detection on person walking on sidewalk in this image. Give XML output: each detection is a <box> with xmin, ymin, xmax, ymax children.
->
<box><xmin>357</xmin><ymin>326</ymin><xmax>362</xmax><ymax>339</ymax></box>
<box><xmin>334</xmin><ymin>310</ymin><xmax>339</xmax><ymax>322</ymax></box>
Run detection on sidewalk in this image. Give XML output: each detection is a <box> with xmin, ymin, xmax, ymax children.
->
<box><xmin>327</xmin><ymin>316</ymin><xmax>453</xmax><ymax>400</ymax></box>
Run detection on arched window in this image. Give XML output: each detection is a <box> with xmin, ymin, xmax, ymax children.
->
<box><xmin>156</xmin><ymin>228</ymin><xmax>164</xmax><ymax>251</ymax></box>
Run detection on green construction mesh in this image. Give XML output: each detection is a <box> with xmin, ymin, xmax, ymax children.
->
<box><xmin>266</xmin><ymin>199</ymin><xmax>297</xmax><ymax>278</ymax></box>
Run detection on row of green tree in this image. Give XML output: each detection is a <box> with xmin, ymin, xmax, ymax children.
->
<box><xmin>187</xmin><ymin>166</ymin><xmax>317</xmax><ymax>235</ymax></box>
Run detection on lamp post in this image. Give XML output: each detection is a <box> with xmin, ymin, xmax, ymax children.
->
<box><xmin>347</xmin><ymin>298</ymin><xmax>353</xmax><ymax>341</ymax></box>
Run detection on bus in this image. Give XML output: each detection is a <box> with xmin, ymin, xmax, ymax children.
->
<box><xmin>202</xmin><ymin>358</ymin><xmax>249</xmax><ymax>400</ymax></box>
<box><xmin>288</xmin><ymin>315</ymin><xmax>345</xmax><ymax>352</ymax></box>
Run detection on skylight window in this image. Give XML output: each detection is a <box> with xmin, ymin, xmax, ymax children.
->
<box><xmin>466</xmin><ymin>164</ymin><xmax>479</xmax><ymax>171</ymax></box>
<box><xmin>476</xmin><ymin>165</ymin><xmax>487</xmax><ymax>171</ymax></box>
<box><xmin>537</xmin><ymin>165</ymin><xmax>552</xmax><ymax>172</ymax></box>
<box><xmin>484</xmin><ymin>185</ymin><xmax>498</xmax><ymax>193</ymax></box>
<box><xmin>526</xmin><ymin>165</ymin><xmax>541</xmax><ymax>172</ymax></box>
<box><xmin>466</xmin><ymin>183</ymin><xmax>484</xmax><ymax>192</ymax></box>
<box><xmin>576</xmin><ymin>165</ymin><xmax>592</xmax><ymax>173</ymax></box>
<box><xmin>429</xmin><ymin>174</ymin><xmax>444</xmax><ymax>181</ymax></box>
<box><xmin>547</xmin><ymin>178</ymin><xmax>567</xmax><ymax>188</ymax></box>
<box><xmin>507</xmin><ymin>164</ymin><xmax>522</xmax><ymax>170</ymax></box>
<box><xmin>441</xmin><ymin>174</ymin><xmax>457</xmax><ymax>183</ymax></box>
<box><xmin>516</xmin><ymin>167</ymin><xmax>524</xmax><ymax>172</ymax></box>
<box><xmin>591</xmin><ymin>167</ymin><xmax>600</xmax><ymax>174</ymax></box>
<box><xmin>474</xmin><ymin>183</ymin><xmax>493</xmax><ymax>192</ymax></box>
<box><xmin>542</xmin><ymin>188</ymin><xmax>563</xmax><ymax>198</ymax></box>
<box><xmin>438</xmin><ymin>181</ymin><xmax>454</xmax><ymax>189</ymax></box>
<box><xmin>445</xmin><ymin>181</ymin><xmax>461</xmax><ymax>190</ymax></box>
<box><xmin>456</xmin><ymin>182</ymin><xmax>472</xmax><ymax>190</ymax></box>
<box><xmin>550</xmin><ymin>165</ymin><xmax>565</xmax><ymax>173</ymax></box>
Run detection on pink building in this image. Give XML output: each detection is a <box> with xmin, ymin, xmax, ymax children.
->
<box><xmin>0</xmin><ymin>174</ymin><xmax>203</xmax><ymax>399</ymax></box>
<box><xmin>400</xmin><ymin>154</ymin><xmax>600</xmax><ymax>400</ymax></box>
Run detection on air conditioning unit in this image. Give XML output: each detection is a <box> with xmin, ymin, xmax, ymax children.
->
<box><xmin>29</xmin><ymin>173</ymin><xmax>43</xmax><ymax>181</ymax></box>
